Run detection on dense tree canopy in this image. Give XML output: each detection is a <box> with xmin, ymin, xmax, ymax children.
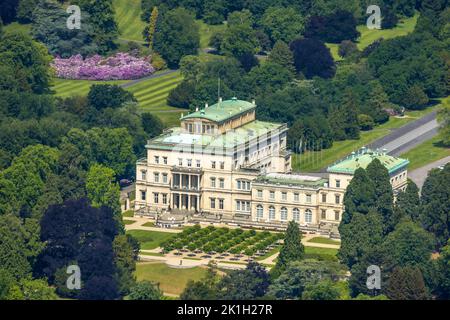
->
<box><xmin>154</xmin><ymin>8</ymin><xmax>200</xmax><ymax>68</ymax></box>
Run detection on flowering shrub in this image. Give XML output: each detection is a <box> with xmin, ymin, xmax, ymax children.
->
<box><xmin>51</xmin><ymin>53</ymin><xmax>155</xmax><ymax>80</ymax></box>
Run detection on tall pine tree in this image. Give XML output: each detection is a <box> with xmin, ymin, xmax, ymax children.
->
<box><xmin>366</xmin><ymin>159</ymin><xmax>394</xmax><ymax>233</ymax></box>
<box><xmin>273</xmin><ymin>221</ymin><xmax>304</xmax><ymax>276</ymax></box>
<box><xmin>340</xmin><ymin>168</ymin><xmax>376</xmax><ymax>225</ymax></box>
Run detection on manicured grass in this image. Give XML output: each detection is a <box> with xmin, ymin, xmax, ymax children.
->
<box><xmin>304</xmin><ymin>246</ymin><xmax>339</xmax><ymax>261</ymax></box>
<box><xmin>325</xmin><ymin>13</ymin><xmax>418</xmax><ymax>61</ymax></box>
<box><xmin>51</xmin><ymin>71</ymin><xmax>185</xmax><ymax>126</ymax></box>
<box><xmin>400</xmin><ymin>132</ymin><xmax>449</xmax><ymax>170</ymax></box>
<box><xmin>52</xmin><ymin>79</ymin><xmax>129</xmax><ymax>98</ymax></box>
<box><xmin>142</xmin><ymin>221</ymin><xmax>155</xmax><ymax>227</ymax></box>
<box><xmin>135</xmin><ymin>262</ymin><xmax>208</xmax><ymax>295</ymax></box>
<box><xmin>356</xmin><ymin>13</ymin><xmax>418</xmax><ymax>49</ymax></box>
<box><xmin>123</xmin><ymin>219</ymin><xmax>135</xmax><ymax>225</ymax></box>
<box><xmin>113</xmin><ymin>0</ymin><xmax>146</xmax><ymax>43</ymax></box>
<box><xmin>127</xmin><ymin>230</ymin><xmax>176</xmax><ymax>250</ymax></box>
<box><xmin>307</xmin><ymin>237</ymin><xmax>340</xmax><ymax>245</ymax></box>
<box><xmin>197</xmin><ymin>20</ymin><xmax>226</xmax><ymax>49</ymax></box>
<box><xmin>140</xmin><ymin>252</ymin><xmax>164</xmax><ymax>257</ymax></box>
<box><xmin>122</xmin><ymin>210</ymin><xmax>134</xmax><ymax>217</ymax></box>
<box><xmin>292</xmin><ymin>106</ymin><xmax>438</xmax><ymax>172</ymax></box>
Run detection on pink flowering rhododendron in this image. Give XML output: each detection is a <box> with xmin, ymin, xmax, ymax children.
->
<box><xmin>51</xmin><ymin>53</ymin><xmax>155</xmax><ymax>80</ymax></box>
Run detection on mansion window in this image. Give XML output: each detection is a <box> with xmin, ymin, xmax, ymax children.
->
<box><xmin>196</xmin><ymin>160</ymin><xmax>201</xmax><ymax>168</ymax></box>
<box><xmin>321</xmin><ymin>209</ymin><xmax>326</xmax><ymax>220</ymax></box>
<box><xmin>220</xmin><ymin>161</ymin><xmax>225</xmax><ymax>169</ymax></box>
<box><xmin>237</xmin><ymin>180</ymin><xmax>251</xmax><ymax>191</ymax></box>
<box><xmin>162</xmin><ymin>194</ymin><xmax>167</xmax><ymax>204</ymax></box>
<box><xmin>335</xmin><ymin>195</ymin><xmax>340</xmax><ymax>204</ymax></box>
<box><xmin>236</xmin><ymin>201</ymin><xmax>250</xmax><ymax>212</ymax></box>
<box><xmin>306</xmin><ymin>194</ymin><xmax>312</xmax><ymax>203</ymax></box>
<box><xmin>178</xmin><ymin>158</ymin><xmax>183</xmax><ymax>166</ymax></box>
<box><xmin>219</xmin><ymin>178</ymin><xmax>225</xmax><ymax>189</ymax></box>
<box><xmin>187</xmin><ymin>159</ymin><xmax>192</xmax><ymax>167</ymax></box>
<box><xmin>269</xmin><ymin>191</ymin><xmax>275</xmax><ymax>200</ymax></box>
<box><xmin>154</xmin><ymin>172</ymin><xmax>160</xmax><ymax>183</ymax></box>
<box><xmin>210</xmin><ymin>198</ymin><xmax>216</xmax><ymax>209</ymax></box>
<box><xmin>163</xmin><ymin>157</ymin><xmax>168</xmax><ymax>164</ymax></box>
<box><xmin>211</xmin><ymin>161</ymin><xmax>216</xmax><ymax>169</ymax></box>
<box><xmin>335</xmin><ymin>180</ymin><xmax>341</xmax><ymax>188</ymax></box>
<box><xmin>162</xmin><ymin>173</ymin><xmax>168</xmax><ymax>183</ymax></box>
<box><xmin>256</xmin><ymin>205</ymin><xmax>264</xmax><ymax>219</ymax></box>
<box><xmin>153</xmin><ymin>193</ymin><xmax>159</xmax><ymax>203</ymax></box>
<box><xmin>293</xmin><ymin>208</ymin><xmax>300</xmax><ymax>222</ymax></box>
<box><xmin>281</xmin><ymin>192</ymin><xmax>287</xmax><ymax>201</ymax></box>
<box><xmin>294</xmin><ymin>193</ymin><xmax>299</xmax><ymax>202</ymax></box>
<box><xmin>280</xmin><ymin>207</ymin><xmax>288</xmax><ymax>221</ymax></box>
<box><xmin>219</xmin><ymin>199</ymin><xmax>224</xmax><ymax>210</ymax></box>
<box><xmin>141</xmin><ymin>170</ymin><xmax>147</xmax><ymax>181</ymax></box>
<box><xmin>269</xmin><ymin>206</ymin><xmax>275</xmax><ymax>220</ymax></box>
<box><xmin>305</xmin><ymin>209</ymin><xmax>313</xmax><ymax>223</ymax></box>
<box><xmin>141</xmin><ymin>191</ymin><xmax>146</xmax><ymax>201</ymax></box>
<box><xmin>210</xmin><ymin>177</ymin><xmax>216</xmax><ymax>188</ymax></box>
<box><xmin>335</xmin><ymin>211</ymin><xmax>340</xmax><ymax>221</ymax></box>
<box><xmin>257</xmin><ymin>190</ymin><xmax>263</xmax><ymax>198</ymax></box>
<box><xmin>334</xmin><ymin>194</ymin><xmax>341</xmax><ymax>204</ymax></box>
<box><xmin>322</xmin><ymin>193</ymin><xmax>327</xmax><ymax>203</ymax></box>
<box><xmin>154</xmin><ymin>156</ymin><xmax>159</xmax><ymax>164</ymax></box>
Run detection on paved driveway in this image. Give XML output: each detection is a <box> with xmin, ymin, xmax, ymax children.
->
<box><xmin>409</xmin><ymin>156</ymin><xmax>450</xmax><ymax>189</ymax></box>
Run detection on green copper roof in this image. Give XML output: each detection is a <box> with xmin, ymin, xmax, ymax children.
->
<box><xmin>146</xmin><ymin>120</ymin><xmax>286</xmax><ymax>152</ymax></box>
<box><xmin>327</xmin><ymin>148</ymin><xmax>409</xmax><ymax>174</ymax></box>
<box><xmin>181</xmin><ymin>98</ymin><xmax>256</xmax><ymax>123</ymax></box>
<box><xmin>254</xmin><ymin>173</ymin><xmax>328</xmax><ymax>188</ymax></box>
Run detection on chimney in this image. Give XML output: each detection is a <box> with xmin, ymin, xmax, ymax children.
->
<box><xmin>195</xmin><ymin>107</ymin><xmax>199</xmax><ymax>112</ymax></box>
<box><xmin>252</xmin><ymin>99</ymin><xmax>256</xmax><ymax>105</ymax></box>
<box><xmin>219</xmin><ymin>97</ymin><xmax>222</xmax><ymax>103</ymax></box>
<box><xmin>205</xmin><ymin>103</ymin><xmax>209</xmax><ymax>109</ymax></box>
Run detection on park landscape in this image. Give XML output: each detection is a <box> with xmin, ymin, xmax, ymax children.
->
<box><xmin>0</xmin><ymin>0</ymin><xmax>449</xmax><ymax>302</ymax></box>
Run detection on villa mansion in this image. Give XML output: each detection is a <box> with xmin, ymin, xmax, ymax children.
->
<box><xmin>134</xmin><ymin>98</ymin><xmax>409</xmax><ymax>236</ymax></box>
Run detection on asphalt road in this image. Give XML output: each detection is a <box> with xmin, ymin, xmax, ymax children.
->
<box><xmin>409</xmin><ymin>156</ymin><xmax>450</xmax><ymax>189</ymax></box>
<box><xmin>368</xmin><ymin>111</ymin><xmax>438</xmax><ymax>156</ymax></box>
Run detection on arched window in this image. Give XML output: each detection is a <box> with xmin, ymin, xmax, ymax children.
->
<box><xmin>256</xmin><ymin>205</ymin><xmax>264</xmax><ymax>219</ymax></box>
<box><xmin>293</xmin><ymin>208</ymin><xmax>300</xmax><ymax>222</ymax></box>
<box><xmin>281</xmin><ymin>207</ymin><xmax>288</xmax><ymax>221</ymax></box>
<box><xmin>305</xmin><ymin>209</ymin><xmax>313</xmax><ymax>223</ymax></box>
<box><xmin>269</xmin><ymin>206</ymin><xmax>275</xmax><ymax>220</ymax></box>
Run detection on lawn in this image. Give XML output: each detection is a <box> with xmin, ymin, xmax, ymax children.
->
<box><xmin>326</xmin><ymin>13</ymin><xmax>418</xmax><ymax>61</ymax></box>
<box><xmin>122</xmin><ymin>210</ymin><xmax>134</xmax><ymax>217</ymax></box>
<box><xmin>400</xmin><ymin>132</ymin><xmax>449</xmax><ymax>170</ymax></box>
<box><xmin>356</xmin><ymin>13</ymin><xmax>418</xmax><ymax>49</ymax></box>
<box><xmin>124</xmin><ymin>71</ymin><xmax>184</xmax><ymax>112</ymax></box>
<box><xmin>127</xmin><ymin>230</ymin><xmax>176</xmax><ymax>250</ymax></box>
<box><xmin>142</xmin><ymin>221</ymin><xmax>155</xmax><ymax>227</ymax></box>
<box><xmin>135</xmin><ymin>262</ymin><xmax>208</xmax><ymax>295</ymax></box>
<box><xmin>113</xmin><ymin>0</ymin><xmax>146</xmax><ymax>43</ymax></box>
<box><xmin>51</xmin><ymin>71</ymin><xmax>185</xmax><ymax>127</ymax></box>
<box><xmin>197</xmin><ymin>20</ymin><xmax>227</xmax><ymax>49</ymax></box>
<box><xmin>292</xmin><ymin>106</ymin><xmax>439</xmax><ymax>172</ymax></box>
<box><xmin>304</xmin><ymin>246</ymin><xmax>339</xmax><ymax>261</ymax></box>
<box><xmin>307</xmin><ymin>237</ymin><xmax>340</xmax><ymax>245</ymax></box>
<box><xmin>51</xmin><ymin>79</ymin><xmax>129</xmax><ymax>98</ymax></box>
<box><xmin>123</xmin><ymin>219</ymin><xmax>135</xmax><ymax>225</ymax></box>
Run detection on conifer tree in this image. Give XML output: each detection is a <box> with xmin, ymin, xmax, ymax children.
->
<box><xmin>366</xmin><ymin>159</ymin><xmax>394</xmax><ymax>233</ymax></box>
<box><xmin>147</xmin><ymin>6</ymin><xmax>158</xmax><ymax>51</ymax></box>
<box><xmin>341</xmin><ymin>89</ymin><xmax>360</xmax><ymax>139</ymax></box>
<box><xmin>386</xmin><ymin>266</ymin><xmax>429</xmax><ymax>300</ymax></box>
<box><xmin>274</xmin><ymin>221</ymin><xmax>304</xmax><ymax>274</ymax></box>
<box><xmin>395</xmin><ymin>179</ymin><xmax>421</xmax><ymax>222</ymax></box>
<box><xmin>340</xmin><ymin>168</ymin><xmax>376</xmax><ymax>225</ymax></box>
<box><xmin>268</xmin><ymin>40</ymin><xmax>295</xmax><ymax>73</ymax></box>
